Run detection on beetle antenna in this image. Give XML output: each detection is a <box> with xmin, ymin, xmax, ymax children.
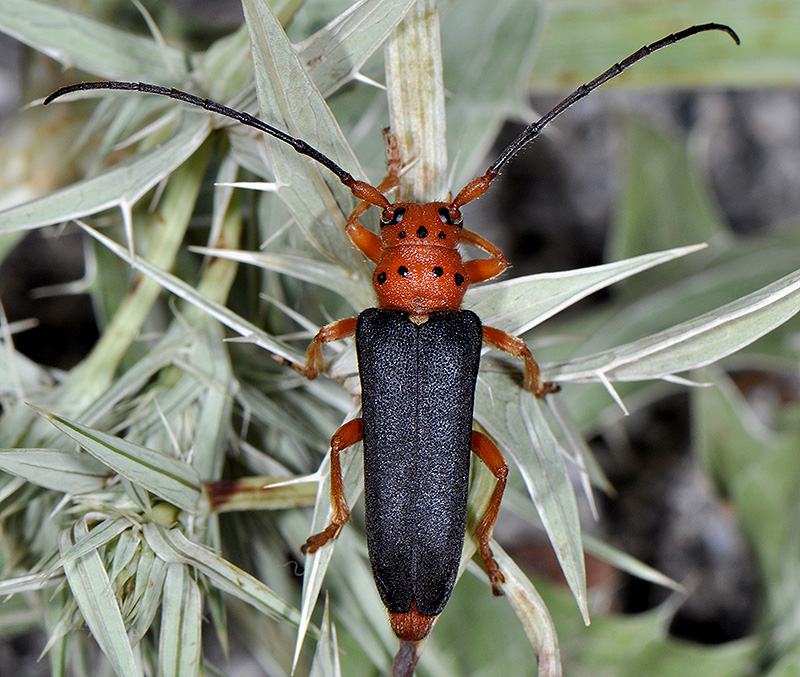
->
<box><xmin>490</xmin><ymin>22</ymin><xmax>739</xmax><ymax>175</ymax></box>
<box><xmin>43</xmin><ymin>80</ymin><xmax>391</xmax><ymax>207</ymax></box>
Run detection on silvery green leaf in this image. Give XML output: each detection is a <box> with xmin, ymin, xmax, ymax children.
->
<box><xmin>0</xmin><ymin>118</ymin><xmax>210</xmax><ymax>235</ymax></box>
<box><xmin>467</xmin><ymin>244</ymin><xmax>706</xmax><ymax>336</ymax></box>
<box><xmin>551</xmin><ymin>266</ymin><xmax>800</xmax><ymax>382</ymax></box>
<box><xmin>190</xmin><ymin>247</ymin><xmax>372</xmax><ymax>310</ymax></box>
<box><xmin>32</xmin><ymin>406</ymin><xmax>201</xmax><ymax>512</ymax></box>
<box><xmin>242</xmin><ymin>0</ymin><xmax>366</xmax><ymax>270</ymax></box>
<box><xmin>128</xmin><ymin>548</ymin><xmax>168</xmax><ymax>643</ymax></box>
<box><xmin>56</xmin><ymin>518</ymin><xmax>131</xmax><ymax>568</ymax></box>
<box><xmin>0</xmin><ymin>0</ymin><xmax>187</xmax><ymax>81</ymax></box>
<box><xmin>78</xmin><ymin>220</ymin><xmax>306</xmax><ymax>365</ymax></box>
<box><xmin>59</xmin><ymin>522</ymin><xmax>137</xmax><ymax>677</ymax></box>
<box><xmin>143</xmin><ymin>523</ymin><xmax>301</xmax><ymax>626</ymax></box>
<box><xmin>493</xmin><ymin>543</ymin><xmax>562</xmax><ymax>677</ymax></box>
<box><xmin>295</xmin><ymin>405</ymin><xmax>364</xmax><ymax>671</ymax></box>
<box><xmin>299</xmin><ymin>0</ymin><xmax>416</xmax><ymax>96</ymax></box>
<box><xmin>475</xmin><ymin>382</ymin><xmax>588</xmax><ymax>622</ymax></box>
<box><xmin>159</xmin><ymin>564</ymin><xmax>202</xmax><ymax>677</ymax></box>
<box><xmin>187</xmin><ymin>327</ymin><xmax>233</xmax><ymax>481</ymax></box>
<box><xmin>0</xmin><ymin>448</ymin><xmax>107</xmax><ymax>494</ymax></box>
<box><xmin>308</xmin><ymin>597</ymin><xmax>341</xmax><ymax>677</ymax></box>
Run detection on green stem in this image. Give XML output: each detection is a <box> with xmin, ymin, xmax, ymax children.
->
<box><xmin>64</xmin><ymin>140</ymin><xmax>214</xmax><ymax>408</ymax></box>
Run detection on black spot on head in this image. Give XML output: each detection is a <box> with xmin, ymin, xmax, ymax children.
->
<box><xmin>438</xmin><ymin>206</ymin><xmax>463</xmax><ymax>226</ymax></box>
<box><xmin>398</xmin><ymin>231</ymin><xmax>407</xmax><ymax>238</ymax></box>
<box><xmin>454</xmin><ymin>273</ymin><xmax>464</xmax><ymax>286</ymax></box>
<box><xmin>438</xmin><ymin>231</ymin><xmax>447</xmax><ymax>239</ymax></box>
<box><xmin>377</xmin><ymin>271</ymin><xmax>387</xmax><ymax>284</ymax></box>
<box><xmin>398</xmin><ymin>266</ymin><xmax>409</xmax><ymax>277</ymax></box>
<box><xmin>416</xmin><ymin>226</ymin><xmax>428</xmax><ymax>239</ymax></box>
<box><xmin>381</xmin><ymin>206</ymin><xmax>406</xmax><ymax>226</ymax></box>
<box><xmin>433</xmin><ymin>266</ymin><xmax>444</xmax><ymax>277</ymax></box>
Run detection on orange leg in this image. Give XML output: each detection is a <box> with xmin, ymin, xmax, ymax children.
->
<box><xmin>471</xmin><ymin>430</ymin><xmax>509</xmax><ymax>595</ymax></box>
<box><xmin>345</xmin><ymin>130</ymin><xmax>402</xmax><ymax>263</ymax></box>
<box><xmin>301</xmin><ymin>134</ymin><xmax>403</xmax><ymax>376</ymax></box>
<box><xmin>462</xmin><ymin>228</ymin><xmax>508</xmax><ymax>283</ymax></box>
<box><xmin>345</xmin><ymin>218</ymin><xmax>383</xmax><ymax>263</ymax></box>
<box><xmin>301</xmin><ymin>418</ymin><xmax>364</xmax><ymax>554</ymax></box>
<box><xmin>482</xmin><ymin>325</ymin><xmax>560</xmax><ymax>398</ymax></box>
<box><xmin>301</xmin><ymin>317</ymin><xmax>358</xmax><ymax>379</ymax></box>
<box><xmin>380</xmin><ymin>128</ymin><xmax>403</xmax><ymax>188</ymax></box>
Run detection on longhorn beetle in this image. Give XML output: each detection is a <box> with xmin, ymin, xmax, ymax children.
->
<box><xmin>45</xmin><ymin>21</ymin><xmax>739</xmax><ymax>656</ymax></box>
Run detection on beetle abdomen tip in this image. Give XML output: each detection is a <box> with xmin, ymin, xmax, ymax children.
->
<box><xmin>389</xmin><ymin>602</ymin><xmax>436</xmax><ymax>641</ymax></box>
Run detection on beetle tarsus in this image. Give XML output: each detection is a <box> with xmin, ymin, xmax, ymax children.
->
<box><xmin>533</xmin><ymin>380</ymin><xmax>561</xmax><ymax>399</ymax></box>
<box><xmin>301</xmin><ymin>316</ymin><xmax>360</xmax><ymax>380</ymax></box>
<box><xmin>479</xmin><ymin>542</ymin><xmax>506</xmax><ymax>596</ymax></box>
<box><xmin>300</xmin><ymin>523</ymin><xmax>342</xmax><ymax>554</ymax></box>
<box><xmin>301</xmin><ymin>343</ymin><xmax>324</xmax><ymax>379</ymax></box>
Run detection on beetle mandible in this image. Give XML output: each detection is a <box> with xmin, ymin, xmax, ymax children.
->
<box><xmin>45</xmin><ymin>20</ymin><xmax>739</xmax><ymax>656</ymax></box>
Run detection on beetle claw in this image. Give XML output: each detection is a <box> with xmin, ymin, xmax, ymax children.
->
<box><xmin>300</xmin><ymin>523</ymin><xmax>342</xmax><ymax>554</ymax></box>
<box><xmin>534</xmin><ymin>380</ymin><xmax>561</xmax><ymax>398</ymax></box>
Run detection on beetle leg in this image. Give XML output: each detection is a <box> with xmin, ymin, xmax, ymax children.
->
<box><xmin>471</xmin><ymin>430</ymin><xmax>508</xmax><ymax>595</ymax></box>
<box><xmin>301</xmin><ymin>418</ymin><xmax>364</xmax><ymax>554</ymax></box>
<box><xmin>462</xmin><ymin>228</ymin><xmax>508</xmax><ymax>284</ymax></box>
<box><xmin>380</xmin><ymin>127</ymin><xmax>403</xmax><ymax>186</ymax></box>
<box><xmin>300</xmin><ymin>317</ymin><xmax>359</xmax><ymax>379</ymax></box>
<box><xmin>345</xmin><ymin>130</ymin><xmax>402</xmax><ymax>264</ymax></box>
<box><xmin>345</xmin><ymin>217</ymin><xmax>383</xmax><ymax>263</ymax></box>
<box><xmin>482</xmin><ymin>325</ymin><xmax>560</xmax><ymax>398</ymax></box>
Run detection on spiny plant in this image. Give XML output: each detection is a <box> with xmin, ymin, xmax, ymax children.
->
<box><xmin>0</xmin><ymin>1</ymin><xmax>799</xmax><ymax>676</ymax></box>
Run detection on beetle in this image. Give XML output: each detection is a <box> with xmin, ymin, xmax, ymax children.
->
<box><xmin>45</xmin><ymin>20</ymin><xmax>739</xmax><ymax>659</ymax></box>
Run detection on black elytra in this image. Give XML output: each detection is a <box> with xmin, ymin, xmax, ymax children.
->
<box><xmin>356</xmin><ymin>308</ymin><xmax>483</xmax><ymax>616</ymax></box>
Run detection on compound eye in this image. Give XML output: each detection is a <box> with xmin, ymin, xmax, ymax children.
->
<box><xmin>438</xmin><ymin>206</ymin><xmax>463</xmax><ymax>226</ymax></box>
<box><xmin>381</xmin><ymin>206</ymin><xmax>406</xmax><ymax>226</ymax></box>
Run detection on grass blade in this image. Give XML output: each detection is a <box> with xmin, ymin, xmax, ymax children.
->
<box><xmin>553</xmin><ymin>266</ymin><xmax>800</xmax><ymax>382</ymax></box>
<box><xmin>31</xmin><ymin>406</ymin><xmax>201</xmax><ymax>512</ymax></box>
<box><xmin>159</xmin><ymin>564</ymin><xmax>202</xmax><ymax>677</ymax></box>
<box><xmin>0</xmin><ymin>0</ymin><xmax>187</xmax><ymax>82</ymax></box>
<box><xmin>0</xmin><ymin>118</ymin><xmax>210</xmax><ymax>235</ymax></box>
<box><xmin>143</xmin><ymin>523</ymin><xmax>302</xmax><ymax>627</ymax></box>
<box><xmin>0</xmin><ymin>448</ymin><xmax>108</xmax><ymax>494</ymax></box>
<box><xmin>468</xmin><ymin>244</ymin><xmax>706</xmax><ymax>336</ymax></box>
<box><xmin>59</xmin><ymin>521</ymin><xmax>138</xmax><ymax>677</ymax></box>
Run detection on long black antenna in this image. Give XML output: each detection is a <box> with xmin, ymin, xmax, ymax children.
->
<box><xmin>44</xmin><ymin>80</ymin><xmax>358</xmax><ymax>187</ymax></box>
<box><xmin>45</xmin><ymin>23</ymin><xmax>739</xmax><ymax>206</ymax></box>
<box><xmin>489</xmin><ymin>23</ymin><xmax>740</xmax><ymax>174</ymax></box>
